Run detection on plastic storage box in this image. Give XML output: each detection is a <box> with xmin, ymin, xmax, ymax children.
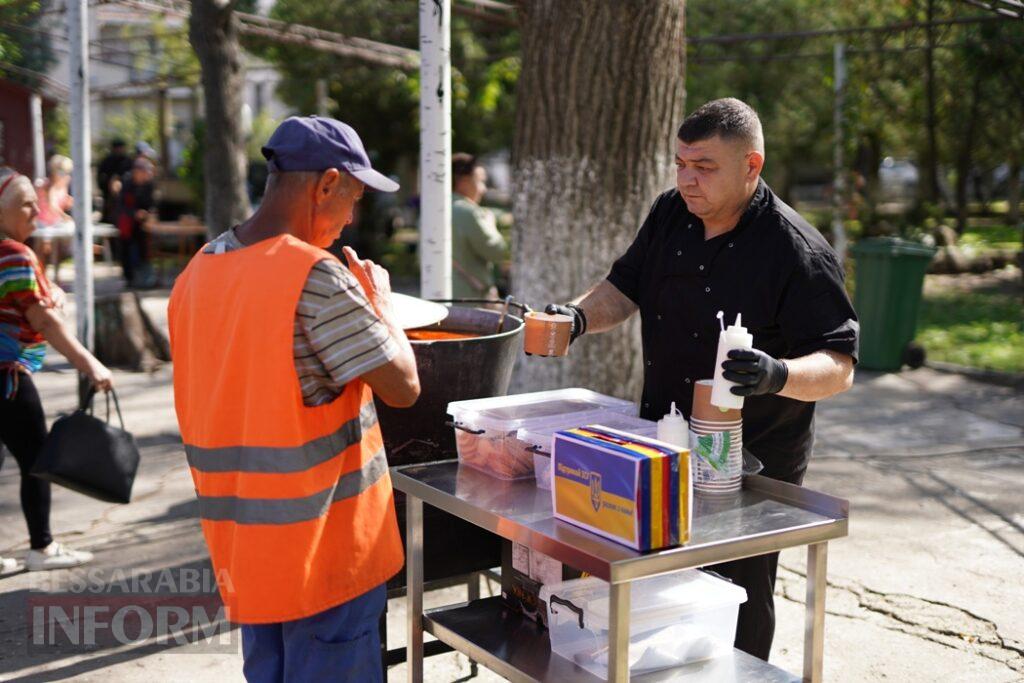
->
<box><xmin>447</xmin><ymin>389</ymin><xmax>636</xmax><ymax>480</ymax></box>
<box><xmin>539</xmin><ymin>570</ymin><xmax>747</xmax><ymax>679</ymax></box>
<box><xmin>518</xmin><ymin>414</ymin><xmax>658</xmax><ymax>490</ymax></box>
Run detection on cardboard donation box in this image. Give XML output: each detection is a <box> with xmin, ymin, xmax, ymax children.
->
<box><xmin>552</xmin><ymin>426</ymin><xmax>691</xmax><ymax>551</ymax></box>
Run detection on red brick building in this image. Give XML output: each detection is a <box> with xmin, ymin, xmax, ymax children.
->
<box><xmin>0</xmin><ymin>79</ymin><xmax>56</xmax><ymax>178</ymax></box>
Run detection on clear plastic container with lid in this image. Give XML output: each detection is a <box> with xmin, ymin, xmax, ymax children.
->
<box><xmin>447</xmin><ymin>389</ymin><xmax>636</xmax><ymax>480</ymax></box>
<box><xmin>540</xmin><ymin>570</ymin><xmax>747</xmax><ymax>679</ymax></box>
<box><xmin>517</xmin><ymin>413</ymin><xmax>658</xmax><ymax>489</ymax></box>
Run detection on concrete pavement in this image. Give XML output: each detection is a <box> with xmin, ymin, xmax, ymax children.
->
<box><xmin>0</xmin><ymin>288</ymin><xmax>1021</xmax><ymax>682</ymax></box>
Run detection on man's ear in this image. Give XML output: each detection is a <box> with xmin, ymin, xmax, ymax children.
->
<box><xmin>746</xmin><ymin>151</ymin><xmax>765</xmax><ymax>182</ymax></box>
<box><xmin>314</xmin><ymin>168</ymin><xmax>342</xmax><ymax>204</ymax></box>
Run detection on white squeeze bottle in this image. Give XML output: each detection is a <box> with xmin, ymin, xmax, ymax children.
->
<box><xmin>657</xmin><ymin>402</ymin><xmax>689</xmax><ymax>448</ymax></box>
<box><xmin>710</xmin><ymin>311</ymin><xmax>754</xmax><ymax>410</ymax></box>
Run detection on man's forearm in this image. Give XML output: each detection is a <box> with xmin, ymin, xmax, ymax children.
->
<box><xmin>571</xmin><ymin>279</ymin><xmax>638</xmax><ymax>334</ymax></box>
<box><xmin>777</xmin><ymin>350</ymin><xmax>854</xmax><ymax>402</ymax></box>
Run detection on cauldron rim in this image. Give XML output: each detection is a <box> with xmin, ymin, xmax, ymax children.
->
<box><xmin>407</xmin><ymin>309</ymin><xmax>524</xmax><ymax>345</ymax></box>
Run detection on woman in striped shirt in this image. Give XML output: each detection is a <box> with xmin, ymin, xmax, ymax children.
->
<box><xmin>0</xmin><ymin>167</ymin><xmax>113</xmax><ymax>574</ymax></box>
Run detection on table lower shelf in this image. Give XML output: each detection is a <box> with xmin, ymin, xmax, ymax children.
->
<box><xmin>422</xmin><ymin>596</ymin><xmax>798</xmax><ymax>682</ymax></box>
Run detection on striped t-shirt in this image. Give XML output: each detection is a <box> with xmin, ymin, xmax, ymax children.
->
<box><xmin>204</xmin><ymin>229</ymin><xmax>398</xmax><ymax>406</ymax></box>
<box><xmin>0</xmin><ymin>239</ymin><xmax>52</xmax><ymax>377</ymax></box>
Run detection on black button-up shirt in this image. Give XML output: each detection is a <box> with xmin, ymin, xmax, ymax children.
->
<box><xmin>607</xmin><ymin>180</ymin><xmax>859</xmax><ymax>480</ymax></box>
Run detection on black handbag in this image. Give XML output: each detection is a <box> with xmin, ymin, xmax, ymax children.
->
<box><xmin>32</xmin><ymin>388</ymin><xmax>140</xmax><ymax>504</ymax></box>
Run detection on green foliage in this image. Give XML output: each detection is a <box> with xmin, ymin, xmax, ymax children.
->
<box><xmin>247</xmin><ymin>1</ymin><xmax>519</xmax><ymax>168</ymax></box>
<box><xmin>96</xmin><ymin>107</ymin><xmax>159</xmax><ymax>157</ymax></box>
<box><xmin>0</xmin><ymin>0</ymin><xmax>56</xmax><ymax>87</ymax></box>
<box><xmin>246</xmin><ymin>111</ymin><xmax>282</xmax><ymax>161</ymax></box>
<box><xmin>44</xmin><ymin>105</ymin><xmax>70</xmax><ymax>157</ymax></box>
<box><xmin>917</xmin><ymin>287</ymin><xmax>1024</xmax><ymax>372</ymax></box>
<box><xmin>178</xmin><ymin>119</ymin><xmax>206</xmax><ymax>216</ymax></box>
<box><xmin>687</xmin><ymin>0</ymin><xmax>1024</xmax><ymax>230</ymax></box>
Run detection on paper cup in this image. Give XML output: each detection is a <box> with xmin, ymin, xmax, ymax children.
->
<box><xmin>523</xmin><ymin>312</ymin><xmax>573</xmax><ymax>357</ymax></box>
<box><xmin>692</xmin><ymin>379</ymin><xmax>741</xmax><ymax>422</ymax></box>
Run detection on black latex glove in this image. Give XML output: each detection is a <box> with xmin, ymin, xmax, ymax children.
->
<box><xmin>721</xmin><ymin>348</ymin><xmax>789</xmax><ymax>397</ymax></box>
<box><xmin>543</xmin><ymin>303</ymin><xmax>587</xmax><ymax>343</ymax></box>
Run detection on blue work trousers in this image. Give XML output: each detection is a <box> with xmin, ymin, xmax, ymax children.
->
<box><xmin>241</xmin><ymin>583</ymin><xmax>385</xmax><ymax>683</ymax></box>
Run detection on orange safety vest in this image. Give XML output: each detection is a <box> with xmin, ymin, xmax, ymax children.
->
<box><xmin>167</xmin><ymin>234</ymin><xmax>404</xmax><ymax>624</ymax></box>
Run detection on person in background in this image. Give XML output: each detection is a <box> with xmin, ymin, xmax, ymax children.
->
<box><xmin>0</xmin><ymin>167</ymin><xmax>114</xmax><ymax>575</ymax></box>
<box><xmin>34</xmin><ymin>155</ymin><xmax>74</xmax><ymax>228</ymax></box>
<box><xmin>97</xmin><ymin>139</ymin><xmax>132</xmax><ymax>225</ymax></box>
<box><xmin>116</xmin><ymin>158</ymin><xmax>157</xmax><ymax>288</ymax></box>
<box><xmin>134</xmin><ymin>141</ymin><xmax>158</xmax><ymax>166</ymax></box>
<box><xmin>451</xmin><ymin>153</ymin><xmax>507</xmax><ymax>299</ymax></box>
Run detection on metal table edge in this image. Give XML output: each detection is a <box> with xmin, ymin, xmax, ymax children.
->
<box><xmin>609</xmin><ymin>517</ymin><xmax>848</xmax><ymax>583</ymax></box>
<box><xmin>392</xmin><ymin>463</ymin><xmax>850</xmax><ymax>585</ymax></box>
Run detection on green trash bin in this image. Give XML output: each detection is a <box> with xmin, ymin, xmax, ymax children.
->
<box><xmin>851</xmin><ymin>237</ymin><xmax>937</xmax><ymax>371</ymax></box>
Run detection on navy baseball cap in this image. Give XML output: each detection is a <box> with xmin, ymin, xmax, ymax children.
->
<box><xmin>261</xmin><ymin>116</ymin><xmax>400</xmax><ymax>193</ymax></box>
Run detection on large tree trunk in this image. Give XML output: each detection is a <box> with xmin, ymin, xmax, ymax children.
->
<box><xmin>189</xmin><ymin>0</ymin><xmax>251</xmax><ymax>238</ymax></box>
<box><xmin>511</xmin><ymin>0</ymin><xmax>686</xmax><ymax>400</ymax></box>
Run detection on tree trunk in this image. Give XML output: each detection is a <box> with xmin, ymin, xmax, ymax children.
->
<box><xmin>511</xmin><ymin>0</ymin><xmax>686</xmax><ymax>400</ymax></box>
<box><xmin>94</xmin><ymin>292</ymin><xmax>171</xmax><ymax>372</ymax></box>
<box><xmin>1008</xmin><ymin>156</ymin><xmax>1021</xmax><ymax>231</ymax></box>
<box><xmin>955</xmin><ymin>72</ymin><xmax>984</xmax><ymax>234</ymax></box>
<box><xmin>921</xmin><ymin>0</ymin><xmax>941</xmax><ymax>206</ymax></box>
<box><xmin>189</xmin><ymin>0</ymin><xmax>251</xmax><ymax>238</ymax></box>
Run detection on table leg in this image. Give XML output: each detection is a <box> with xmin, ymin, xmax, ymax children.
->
<box><xmin>466</xmin><ymin>572</ymin><xmax>479</xmax><ymax>677</ymax></box>
<box><xmin>607</xmin><ymin>581</ymin><xmax>631</xmax><ymax>683</ymax></box>
<box><xmin>803</xmin><ymin>542</ymin><xmax>828</xmax><ymax>683</ymax></box>
<box><xmin>406</xmin><ymin>497</ymin><xmax>424</xmax><ymax>683</ymax></box>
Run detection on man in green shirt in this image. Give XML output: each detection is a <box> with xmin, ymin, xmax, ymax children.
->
<box><xmin>451</xmin><ymin>153</ymin><xmax>507</xmax><ymax>299</ymax></box>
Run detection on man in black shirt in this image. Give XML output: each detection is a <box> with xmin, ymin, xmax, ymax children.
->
<box><xmin>546</xmin><ymin>98</ymin><xmax>858</xmax><ymax>660</ymax></box>
<box><xmin>97</xmin><ymin>139</ymin><xmax>132</xmax><ymax>224</ymax></box>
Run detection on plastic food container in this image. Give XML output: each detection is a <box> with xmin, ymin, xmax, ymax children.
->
<box><xmin>540</xmin><ymin>570</ymin><xmax>747</xmax><ymax>679</ymax></box>
<box><xmin>448</xmin><ymin>389</ymin><xmax>636</xmax><ymax>480</ymax></box>
<box><xmin>518</xmin><ymin>414</ymin><xmax>658</xmax><ymax>490</ymax></box>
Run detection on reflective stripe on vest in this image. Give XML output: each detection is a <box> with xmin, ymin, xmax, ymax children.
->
<box><xmin>195</xmin><ymin>445</ymin><xmax>388</xmax><ymax>525</ymax></box>
<box><xmin>185</xmin><ymin>400</ymin><xmax>378</xmax><ymax>474</ymax></box>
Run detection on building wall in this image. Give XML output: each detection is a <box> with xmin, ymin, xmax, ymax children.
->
<box><xmin>0</xmin><ymin>82</ymin><xmax>36</xmax><ymax>176</ymax></box>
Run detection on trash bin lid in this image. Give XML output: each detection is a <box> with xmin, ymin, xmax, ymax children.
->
<box><xmin>850</xmin><ymin>237</ymin><xmax>937</xmax><ymax>258</ymax></box>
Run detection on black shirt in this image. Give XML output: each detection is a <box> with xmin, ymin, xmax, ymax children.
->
<box><xmin>607</xmin><ymin>180</ymin><xmax>858</xmax><ymax>480</ymax></box>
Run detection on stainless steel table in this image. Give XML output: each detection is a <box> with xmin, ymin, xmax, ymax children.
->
<box><xmin>393</xmin><ymin>460</ymin><xmax>849</xmax><ymax>683</ymax></box>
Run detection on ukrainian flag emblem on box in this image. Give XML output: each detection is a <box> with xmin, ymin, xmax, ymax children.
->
<box><xmin>552</xmin><ymin>425</ymin><xmax>691</xmax><ymax>551</ymax></box>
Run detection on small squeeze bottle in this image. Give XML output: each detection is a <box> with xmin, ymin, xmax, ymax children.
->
<box><xmin>710</xmin><ymin>311</ymin><xmax>753</xmax><ymax>411</ymax></box>
<box><xmin>657</xmin><ymin>401</ymin><xmax>689</xmax><ymax>449</ymax></box>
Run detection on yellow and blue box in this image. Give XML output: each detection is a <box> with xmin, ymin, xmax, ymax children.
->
<box><xmin>552</xmin><ymin>426</ymin><xmax>691</xmax><ymax>551</ymax></box>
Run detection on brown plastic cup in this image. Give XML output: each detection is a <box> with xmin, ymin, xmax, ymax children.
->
<box><xmin>692</xmin><ymin>379</ymin><xmax>741</xmax><ymax>422</ymax></box>
<box><xmin>523</xmin><ymin>312</ymin><xmax>573</xmax><ymax>357</ymax></box>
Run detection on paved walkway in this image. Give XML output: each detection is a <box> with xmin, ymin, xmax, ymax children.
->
<box><xmin>0</xmin><ymin>287</ymin><xmax>1021</xmax><ymax>682</ymax></box>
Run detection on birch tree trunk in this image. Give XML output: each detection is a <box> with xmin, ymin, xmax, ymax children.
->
<box><xmin>189</xmin><ymin>0</ymin><xmax>252</xmax><ymax>238</ymax></box>
<box><xmin>511</xmin><ymin>0</ymin><xmax>686</xmax><ymax>400</ymax></box>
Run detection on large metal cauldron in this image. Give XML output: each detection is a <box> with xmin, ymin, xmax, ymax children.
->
<box><xmin>375</xmin><ymin>303</ymin><xmax>524</xmax><ymax>465</ymax></box>
<box><xmin>378</xmin><ymin>303</ymin><xmax>525</xmax><ymax>590</ymax></box>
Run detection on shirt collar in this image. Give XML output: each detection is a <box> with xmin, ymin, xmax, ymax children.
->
<box><xmin>689</xmin><ymin>177</ymin><xmax>770</xmax><ymax>240</ymax></box>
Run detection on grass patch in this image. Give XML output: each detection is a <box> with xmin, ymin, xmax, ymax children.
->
<box><xmin>961</xmin><ymin>222</ymin><xmax>1022</xmax><ymax>251</ymax></box>
<box><xmin>916</xmin><ymin>288</ymin><xmax>1024</xmax><ymax>373</ymax></box>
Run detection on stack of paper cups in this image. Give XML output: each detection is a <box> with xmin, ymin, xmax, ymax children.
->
<box><xmin>690</xmin><ymin>379</ymin><xmax>743</xmax><ymax>494</ymax></box>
